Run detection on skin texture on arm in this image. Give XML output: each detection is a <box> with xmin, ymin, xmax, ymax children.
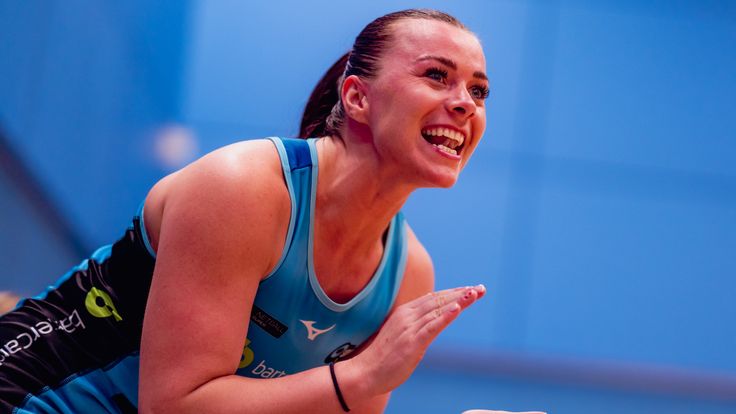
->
<box><xmin>138</xmin><ymin>140</ymin><xmax>290</xmax><ymax>412</ymax></box>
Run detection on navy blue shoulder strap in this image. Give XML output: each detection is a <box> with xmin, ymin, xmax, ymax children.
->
<box><xmin>279</xmin><ymin>138</ymin><xmax>313</xmax><ymax>171</ymax></box>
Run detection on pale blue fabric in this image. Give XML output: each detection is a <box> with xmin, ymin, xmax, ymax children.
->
<box><xmin>236</xmin><ymin>137</ymin><xmax>408</xmax><ymax>378</ymax></box>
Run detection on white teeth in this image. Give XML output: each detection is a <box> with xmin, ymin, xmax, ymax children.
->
<box><xmin>433</xmin><ymin>144</ymin><xmax>457</xmax><ymax>155</ymax></box>
<box><xmin>451</xmin><ymin>130</ymin><xmax>460</xmax><ymax>142</ymax></box>
<box><xmin>421</xmin><ymin>127</ymin><xmax>465</xmax><ymax>147</ymax></box>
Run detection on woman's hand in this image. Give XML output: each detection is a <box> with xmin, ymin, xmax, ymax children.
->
<box><xmin>346</xmin><ymin>284</ymin><xmax>486</xmax><ymax>395</ymax></box>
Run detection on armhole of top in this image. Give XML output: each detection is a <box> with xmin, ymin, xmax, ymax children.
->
<box><xmin>388</xmin><ymin>213</ymin><xmax>410</xmax><ymax>310</ymax></box>
<box><xmin>262</xmin><ymin>137</ymin><xmax>298</xmax><ymax>281</ymax></box>
<box><xmin>138</xmin><ymin>200</ymin><xmax>157</xmax><ymax>259</ymax></box>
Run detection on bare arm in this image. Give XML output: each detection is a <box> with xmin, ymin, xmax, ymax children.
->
<box><xmin>138</xmin><ymin>141</ymin><xmax>485</xmax><ymax>413</ymax></box>
<box><xmin>139</xmin><ymin>142</ymin><xmax>379</xmax><ymax>413</ymax></box>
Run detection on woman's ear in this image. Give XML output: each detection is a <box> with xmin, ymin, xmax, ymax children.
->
<box><xmin>341</xmin><ymin>75</ymin><xmax>369</xmax><ymax>125</ymax></box>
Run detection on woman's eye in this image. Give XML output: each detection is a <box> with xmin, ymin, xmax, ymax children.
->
<box><xmin>470</xmin><ymin>85</ymin><xmax>490</xmax><ymax>100</ymax></box>
<box><xmin>425</xmin><ymin>67</ymin><xmax>448</xmax><ymax>83</ymax></box>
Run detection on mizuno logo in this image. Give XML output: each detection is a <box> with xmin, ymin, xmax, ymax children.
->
<box><xmin>299</xmin><ymin>320</ymin><xmax>336</xmax><ymax>341</ymax></box>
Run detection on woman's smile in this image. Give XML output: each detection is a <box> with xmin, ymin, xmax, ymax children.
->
<box><xmin>421</xmin><ymin>125</ymin><xmax>467</xmax><ymax>158</ymax></box>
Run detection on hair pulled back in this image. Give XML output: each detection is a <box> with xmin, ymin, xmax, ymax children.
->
<box><xmin>299</xmin><ymin>9</ymin><xmax>467</xmax><ymax>138</ymax></box>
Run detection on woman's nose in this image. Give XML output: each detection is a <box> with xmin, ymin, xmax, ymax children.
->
<box><xmin>447</xmin><ymin>86</ymin><xmax>476</xmax><ymax>119</ymax></box>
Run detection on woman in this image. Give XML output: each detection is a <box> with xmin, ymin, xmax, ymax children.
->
<box><xmin>1</xmin><ymin>9</ymin><xmax>488</xmax><ymax>414</ymax></box>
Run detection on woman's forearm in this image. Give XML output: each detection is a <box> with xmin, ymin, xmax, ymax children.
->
<box><xmin>140</xmin><ymin>286</ymin><xmax>484</xmax><ymax>414</ymax></box>
<box><xmin>141</xmin><ymin>358</ymin><xmax>378</xmax><ymax>414</ymax></box>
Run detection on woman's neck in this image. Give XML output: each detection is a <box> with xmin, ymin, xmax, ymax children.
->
<box><xmin>313</xmin><ymin>135</ymin><xmax>413</xmax><ymax>260</ymax></box>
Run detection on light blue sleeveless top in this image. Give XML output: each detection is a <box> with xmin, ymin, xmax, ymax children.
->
<box><xmin>235</xmin><ymin>137</ymin><xmax>409</xmax><ymax>378</ymax></box>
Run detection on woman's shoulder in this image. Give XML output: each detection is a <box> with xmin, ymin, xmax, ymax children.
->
<box><xmin>186</xmin><ymin>138</ymin><xmax>284</xmax><ymax>184</ymax></box>
<box><xmin>143</xmin><ymin>138</ymin><xmax>290</xmax><ymax>255</ymax></box>
<box><xmin>153</xmin><ymin>138</ymin><xmax>284</xmax><ymax>205</ymax></box>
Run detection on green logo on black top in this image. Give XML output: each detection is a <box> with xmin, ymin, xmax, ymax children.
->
<box><xmin>85</xmin><ymin>287</ymin><xmax>123</xmax><ymax>322</ymax></box>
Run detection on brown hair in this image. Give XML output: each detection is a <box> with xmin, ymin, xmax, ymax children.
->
<box><xmin>299</xmin><ymin>9</ymin><xmax>467</xmax><ymax>138</ymax></box>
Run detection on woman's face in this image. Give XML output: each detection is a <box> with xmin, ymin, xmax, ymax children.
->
<box><xmin>364</xmin><ymin>18</ymin><xmax>488</xmax><ymax>188</ymax></box>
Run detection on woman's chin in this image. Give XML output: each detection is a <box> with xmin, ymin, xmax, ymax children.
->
<box><xmin>421</xmin><ymin>169</ymin><xmax>460</xmax><ymax>189</ymax></box>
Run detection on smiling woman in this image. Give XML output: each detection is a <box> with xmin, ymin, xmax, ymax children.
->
<box><xmin>301</xmin><ymin>13</ymin><xmax>489</xmax><ymax>190</ymax></box>
<box><xmin>0</xmin><ymin>9</ymin><xmax>498</xmax><ymax>414</ymax></box>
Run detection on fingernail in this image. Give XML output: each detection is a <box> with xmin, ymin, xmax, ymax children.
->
<box><xmin>476</xmin><ymin>284</ymin><xmax>486</xmax><ymax>293</ymax></box>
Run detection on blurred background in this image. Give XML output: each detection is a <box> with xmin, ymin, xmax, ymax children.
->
<box><xmin>1</xmin><ymin>0</ymin><xmax>734</xmax><ymax>412</ymax></box>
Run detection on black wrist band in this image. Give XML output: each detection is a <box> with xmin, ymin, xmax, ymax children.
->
<box><xmin>329</xmin><ymin>361</ymin><xmax>350</xmax><ymax>412</ymax></box>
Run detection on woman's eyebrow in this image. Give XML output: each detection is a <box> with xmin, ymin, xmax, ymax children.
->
<box><xmin>473</xmin><ymin>71</ymin><xmax>488</xmax><ymax>81</ymax></box>
<box><xmin>415</xmin><ymin>55</ymin><xmax>488</xmax><ymax>81</ymax></box>
<box><xmin>417</xmin><ymin>54</ymin><xmax>457</xmax><ymax>69</ymax></box>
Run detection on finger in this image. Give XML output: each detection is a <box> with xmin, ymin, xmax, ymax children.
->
<box><xmin>420</xmin><ymin>284</ymin><xmax>485</xmax><ymax>317</ymax></box>
<box><xmin>415</xmin><ymin>299</ymin><xmax>462</xmax><ymax>343</ymax></box>
<box><xmin>416</xmin><ymin>301</ymin><xmax>460</xmax><ymax>332</ymax></box>
<box><xmin>414</xmin><ymin>287</ymin><xmax>484</xmax><ymax>342</ymax></box>
<box><xmin>409</xmin><ymin>286</ymin><xmax>466</xmax><ymax>310</ymax></box>
<box><xmin>414</xmin><ymin>284</ymin><xmax>486</xmax><ymax>316</ymax></box>
<box><xmin>475</xmin><ymin>283</ymin><xmax>487</xmax><ymax>300</ymax></box>
<box><xmin>415</xmin><ymin>287</ymin><xmax>480</xmax><ymax>332</ymax></box>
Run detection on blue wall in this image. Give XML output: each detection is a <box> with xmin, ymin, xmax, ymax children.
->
<box><xmin>0</xmin><ymin>0</ymin><xmax>190</xmax><ymax>253</ymax></box>
<box><xmin>1</xmin><ymin>1</ymin><xmax>734</xmax><ymax>412</ymax></box>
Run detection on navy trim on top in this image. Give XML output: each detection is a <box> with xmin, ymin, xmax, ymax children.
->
<box><xmin>281</xmin><ymin>138</ymin><xmax>313</xmax><ymax>170</ymax></box>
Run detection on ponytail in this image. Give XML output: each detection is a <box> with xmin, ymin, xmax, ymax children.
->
<box><xmin>299</xmin><ymin>52</ymin><xmax>349</xmax><ymax>138</ymax></box>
